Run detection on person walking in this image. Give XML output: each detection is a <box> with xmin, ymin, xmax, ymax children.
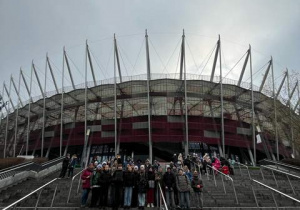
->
<box><xmin>123</xmin><ymin>165</ymin><xmax>135</xmax><ymax>209</ymax></box>
<box><xmin>191</xmin><ymin>171</ymin><xmax>203</xmax><ymax>210</ymax></box>
<box><xmin>80</xmin><ymin>163</ymin><xmax>94</xmax><ymax>207</ymax></box>
<box><xmin>176</xmin><ymin>168</ymin><xmax>191</xmax><ymax>209</ymax></box>
<box><xmin>163</xmin><ymin>166</ymin><xmax>176</xmax><ymax>209</ymax></box>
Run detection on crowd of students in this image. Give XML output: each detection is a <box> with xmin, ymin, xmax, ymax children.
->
<box><xmin>75</xmin><ymin>153</ymin><xmax>236</xmax><ymax>210</ymax></box>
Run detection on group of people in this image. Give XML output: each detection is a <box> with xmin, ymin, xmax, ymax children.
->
<box><xmin>80</xmin><ymin>154</ymin><xmax>204</xmax><ymax>210</ymax></box>
<box><xmin>77</xmin><ymin>153</ymin><xmax>237</xmax><ymax>210</ymax></box>
<box><xmin>59</xmin><ymin>153</ymin><xmax>78</xmax><ymax>178</ymax></box>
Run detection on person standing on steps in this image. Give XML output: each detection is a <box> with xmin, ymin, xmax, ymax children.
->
<box><xmin>137</xmin><ymin>165</ymin><xmax>148</xmax><ymax>210</ymax></box>
<box><xmin>191</xmin><ymin>171</ymin><xmax>203</xmax><ymax>210</ymax></box>
<box><xmin>90</xmin><ymin>164</ymin><xmax>102</xmax><ymax>207</ymax></box>
<box><xmin>80</xmin><ymin>163</ymin><xmax>94</xmax><ymax>207</ymax></box>
<box><xmin>67</xmin><ymin>154</ymin><xmax>77</xmax><ymax>178</ymax></box>
<box><xmin>147</xmin><ymin>167</ymin><xmax>155</xmax><ymax>207</ymax></box>
<box><xmin>59</xmin><ymin>153</ymin><xmax>70</xmax><ymax>178</ymax></box>
<box><xmin>112</xmin><ymin>164</ymin><xmax>124</xmax><ymax>210</ymax></box>
<box><xmin>163</xmin><ymin>166</ymin><xmax>176</xmax><ymax>209</ymax></box>
<box><xmin>99</xmin><ymin>164</ymin><xmax>111</xmax><ymax>210</ymax></box>
<box><xmin>132</xmin><ymin>165</ymin><xmax>140</xmax><ymax>208</ymax></box>
<box><xmin>123</xmin><ymin>164</ymin><xmax>135</xmax><ymax>209</ymax></box>
<box><xmin>176</xmin><ymin>168</ymin><xmax>191</xmax><ymax>210</ymax></box>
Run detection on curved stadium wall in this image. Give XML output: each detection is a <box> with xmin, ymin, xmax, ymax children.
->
<box><xmin>0</xmin><ymin>73</ymin><xmax>299</xmax><ymax>162</ymax></box>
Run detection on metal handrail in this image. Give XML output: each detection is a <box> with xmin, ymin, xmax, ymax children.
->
<box><xmin>237</xmin><ymin>162</ymin><xmax>252</xmax><ymax>180</ymax></box>
<box><xmin>2</xmin><ymin>178</ymin><xmax>58</xmax><ymax>210</ymax></box>
<box><xmin>67</xmin><ymin>168</ymin><xmax>85</xmax><ymax>203</ymax></box>
<box><xmin>263</xmin><ymin>159</ymin><xmax>300</xmax><ymax>172</ymax></box>
<box><xmin>158</xmin><ymin>183</ymin><xmax>168</xmax><ymax>210</ymax></box>
<box><xmin>0</xmin><ymin>161</ymin><xmax>33</xmax><ymax>173</ymax></box>
<box><xmin>252</xmin><ymin>179</ymin><xmax>300</xmax><ymax>203</ymax></box>
<box><xmin>0</xmin><ymin>162</ymin><xmax>33</xmax><ymax>175</ymax></box>
<box><xmin>261</xmin><ymin>165</ymin><xmax>300</xmax><ymax>195</ymax></box>
<box><xmin>206</xmin><ymin>165</ymin><xmax>238</xmax><ymax>204</ymax></box>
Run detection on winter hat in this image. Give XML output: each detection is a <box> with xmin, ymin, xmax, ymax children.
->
<box><xmin>94</xmin><ymin>161</ymin><xmax>98</xmax><ymax>165</ymax></box>
<box><xmin>102</xmin><ymin>161</ymin><xmax>107</xmax><ymax>165</ymax></box>
<box><xmin>134</xmin><ymin>166</ymin><xmax>139</xmax><ymax>170</ymax></box>
<box><xmin>140</xmin><ymin>165</ymin><xmax>145</xmax><ymax>170</ymax></box>
<box><xmin>97</xmin><ymin>164</ymin><xmax>102</xmax><ymax>169</ymax></box>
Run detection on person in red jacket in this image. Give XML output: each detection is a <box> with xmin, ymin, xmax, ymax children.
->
<box><xmin>221</xmin><ymin>164</ymin><xmax>230</xmax><ymax>180</ymax></box>
<box><xmin>81</xmin><ymin>163</ymin><xmax>94</xmax><ymax>207</ymax></box>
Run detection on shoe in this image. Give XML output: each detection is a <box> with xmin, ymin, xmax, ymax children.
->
<box><xmin>151</xmin><ymin>203</ymin><xmax>154</xmax><ymax>208</ymax></box>
<box><xmin>147</xmin><ymin>204</ymin><xmax>150</xmax><ymax>207</ymax></box>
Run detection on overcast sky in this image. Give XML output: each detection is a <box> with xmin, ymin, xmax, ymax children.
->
<box><xmin>0</xmin><ymin>0</ymin><xmax>299</xmax><ymax>105</ymax></box>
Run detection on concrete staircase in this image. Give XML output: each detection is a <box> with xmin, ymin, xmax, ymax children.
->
<box><xmin>1</xmin><ymin>166</ymin><xmax>300</xmax><ymax>209</ymax></box>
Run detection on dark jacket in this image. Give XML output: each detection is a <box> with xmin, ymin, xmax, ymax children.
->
<box><xmin>183</xmin><ymin>158</ymin><xmax>191</xmax><ymax>170</ymax></box>
<box><xmin>99</xmin><ymin>170</ymin><xmax>111</xmax><ymax>187</ymax></box>
<box><xmin>137</xmin><ymin>171</ymin><xmax>148</xmax><ymax>193</ymax></box>
<box><xmin>112</xmin><ymin>169</ymin><xmax>124</xmax><ymax>184</ymax></box>
<box><xmin>123</xmin><ymin>171</ymin><xmax>135</xmax><ymax>187</ymax></box>
<box><xmin>163</xmin><ymin>172</ymin><xmax>176</xmax><ymax>189</ymax></box>
<box><xmin>62</xmin><ymin>157</ymin><xmax>70</xmax><ymax>168</ymax></box>
<box><xmin>191</xmin><ymin>176</ymin><xmax>203</xmax><ymax>192</ymax></box>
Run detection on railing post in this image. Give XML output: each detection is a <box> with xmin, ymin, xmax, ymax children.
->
<box><xmin>212</xmin><ymin>168</ymin><xmax>217</xmax><ymax>187</ymax></box>
<box><xmin>238</xmin><ymin>163</ymin><xmax>242</xmax><ymax>176</ymax></box>
<box><xmin>260</xmin><ymin>167</ymin><xmax>265</xmax><ymax>180</ymax></box>
<box><xmin>286</xmin><ymin>175</ymin><xmax>296</xmax><ymax>195</ymax></box>
<box><xmin>251</xmin><ymin>183</ymin><xmax>259</xmax><ymax>207</ymax></box>
<box><xmin>51</xmin><ymin>184</ymin><xmax>58</xmax><ymax>207</ymax></box>
<box><xmin>271</xmin><ymin>170</ymin><xmax>278</xmax><ymax>188</ymax></box>
<box><xmin>232</xmin><ymin>180</ymin><xmax>239</xmax><ymax>204</ymax></box>
<box><xmin>220</xmin><ymin>174</ymin><xmax>226</xmax><ymax>194</ymax></box>
<box><xmin>271</xmin><ymin>191</ymin><xmax>278</xmax><ymax>210</ymax></box>
<box><xmin>34</xmin><ymin>189</ymin><xmax>43</xmax><ymax>210</ymax></box>
<box><xmin>77</xmin><ymin>175</ymin><xmax>82</xmax><ymax>194</ymax></box>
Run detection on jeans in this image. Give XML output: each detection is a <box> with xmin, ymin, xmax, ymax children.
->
<box><xmin>124</xmin><ymin>187</ymin><xmax>133</xmax><ymax>206</ymax></box>
<box><xmin>195</xmin><ymin>191</ymin><xmax>203</xmax><ymax>208</ymax></box>
<box><xmin>138</xmin><ymin>193</ymin><xmax>146</xmax><ymax>207</ymax></box>
<box><xmin>179</xmin><ymin>191</ymin><xmax>190</xmax><ymax>209</ymax></box>
<box><xmin>68</xmin><ymin>167</ymin><xmax>74</xmax><ymax>177</ymax></box>
<box><xmin>165</xmin><ymin>190</ymin><xmax>176</xmax><ymax>208</ymax></box>
<box><xmin>81</xmin><ymin>188</ymin><xmax>91</xmax><ymax>206</ymax></box>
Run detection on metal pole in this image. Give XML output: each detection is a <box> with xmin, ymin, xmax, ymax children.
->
<box><xmin>249</xmin><ymin>45</ymin><xmax>256</xmax><ymax>166</ymax></box>
<box><xmin>41</xmin><ymin>54</ymin><xmax>48</xmax><ymax>157</ymax></box>
<box><xmin>183</xmin><ymin>31</ymin><xmax>189</xmax><ymax>157</ymax></box>
<box><xmin>219</xmin><ymin>35</ymin><xmax>225</xmax><ymax>157</ymax></box>
<box><xmin>271</xmin><ymin>58</ymin><xmax>279</xmax><ymax>161</ymax></box>
<box><xmin>114</xmin><ymin>35</ymin><xmax>117</xmax><ymax>156</ymax></box>
<box><xmin>145</xmin><ymin>30</ymin><xmax>153</xmax><ymax>163</ymax></box>
<box><xmin>83</xmin><ymin>41</ymin><xmax>88</xmax><ymax>163</ymax></box>
<box><xmin>27</xmin><ymin>66</ymin><xmax>33</xmax><ymax>155</ymax></box>
<box><xmin>286</xmin><ymin>70</ymin><xmax>294</xmax><ymax>156</ymax></box>
<box><xmin>4</xmin><ymin>79</ymin><xmax>12</xmax><ymax>157</ymax></box>
<box><xmin>60</xmin><ymin>48</ymin><xmax>65</xmax><ymax>157</ymax></box>
<box><xmin>13</xmin><ymin>72</ymin><xmax>22</xmax><ymax>157</ymax></box>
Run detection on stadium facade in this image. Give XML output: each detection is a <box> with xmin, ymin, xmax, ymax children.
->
<box><xmin>0</xmin><ymin>32</ymin><xmax>299</xmax><ymax>165</ymax></box>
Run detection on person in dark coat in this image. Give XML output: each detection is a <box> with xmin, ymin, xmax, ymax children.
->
<box><xmin>137</xmin><ymin>165</ymin><xmax>148</xmax><ymax>210</ymax></box>
<box><xmin>123</xmin><ymin>165</ymin><xmax>135</xmax><ymax>209</ymax></box>
<box><xmin>132</xmin><ymin>166</ymin><xmax>140</xmax><ymax>208</ymax></box>
<box><xmin>191</xmin><ymin>171</ymin><xmax>203</xmax><ymax>210</ymax></box>
<box><xmin>183</xmin><ymin>155</ymin><xmax>192</xmax><ymax>170</ymax></box>
<box><xmin>99</xmin><ymin>164</ymin><xmax>111</xmax><ymax>209</ymax></box>
<box><xmin>59</xmin><ymin>153</ymin><xmax>70</xmax><ymax>178</ymax></box>
<box><xmin>112</xmin><ymin>164</ymin><xmax>124</xmax><ymax>210</ymax></box>
<box><xmin>163</xmin><ymin>166</ymin><xmax>176</xmax><ymax>209</ymax></box>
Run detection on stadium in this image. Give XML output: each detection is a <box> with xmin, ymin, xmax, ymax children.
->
<box><xmin>0</xmin><ymin>33</ymin><xmax>299</xmax><ymax>165</ymax></box>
